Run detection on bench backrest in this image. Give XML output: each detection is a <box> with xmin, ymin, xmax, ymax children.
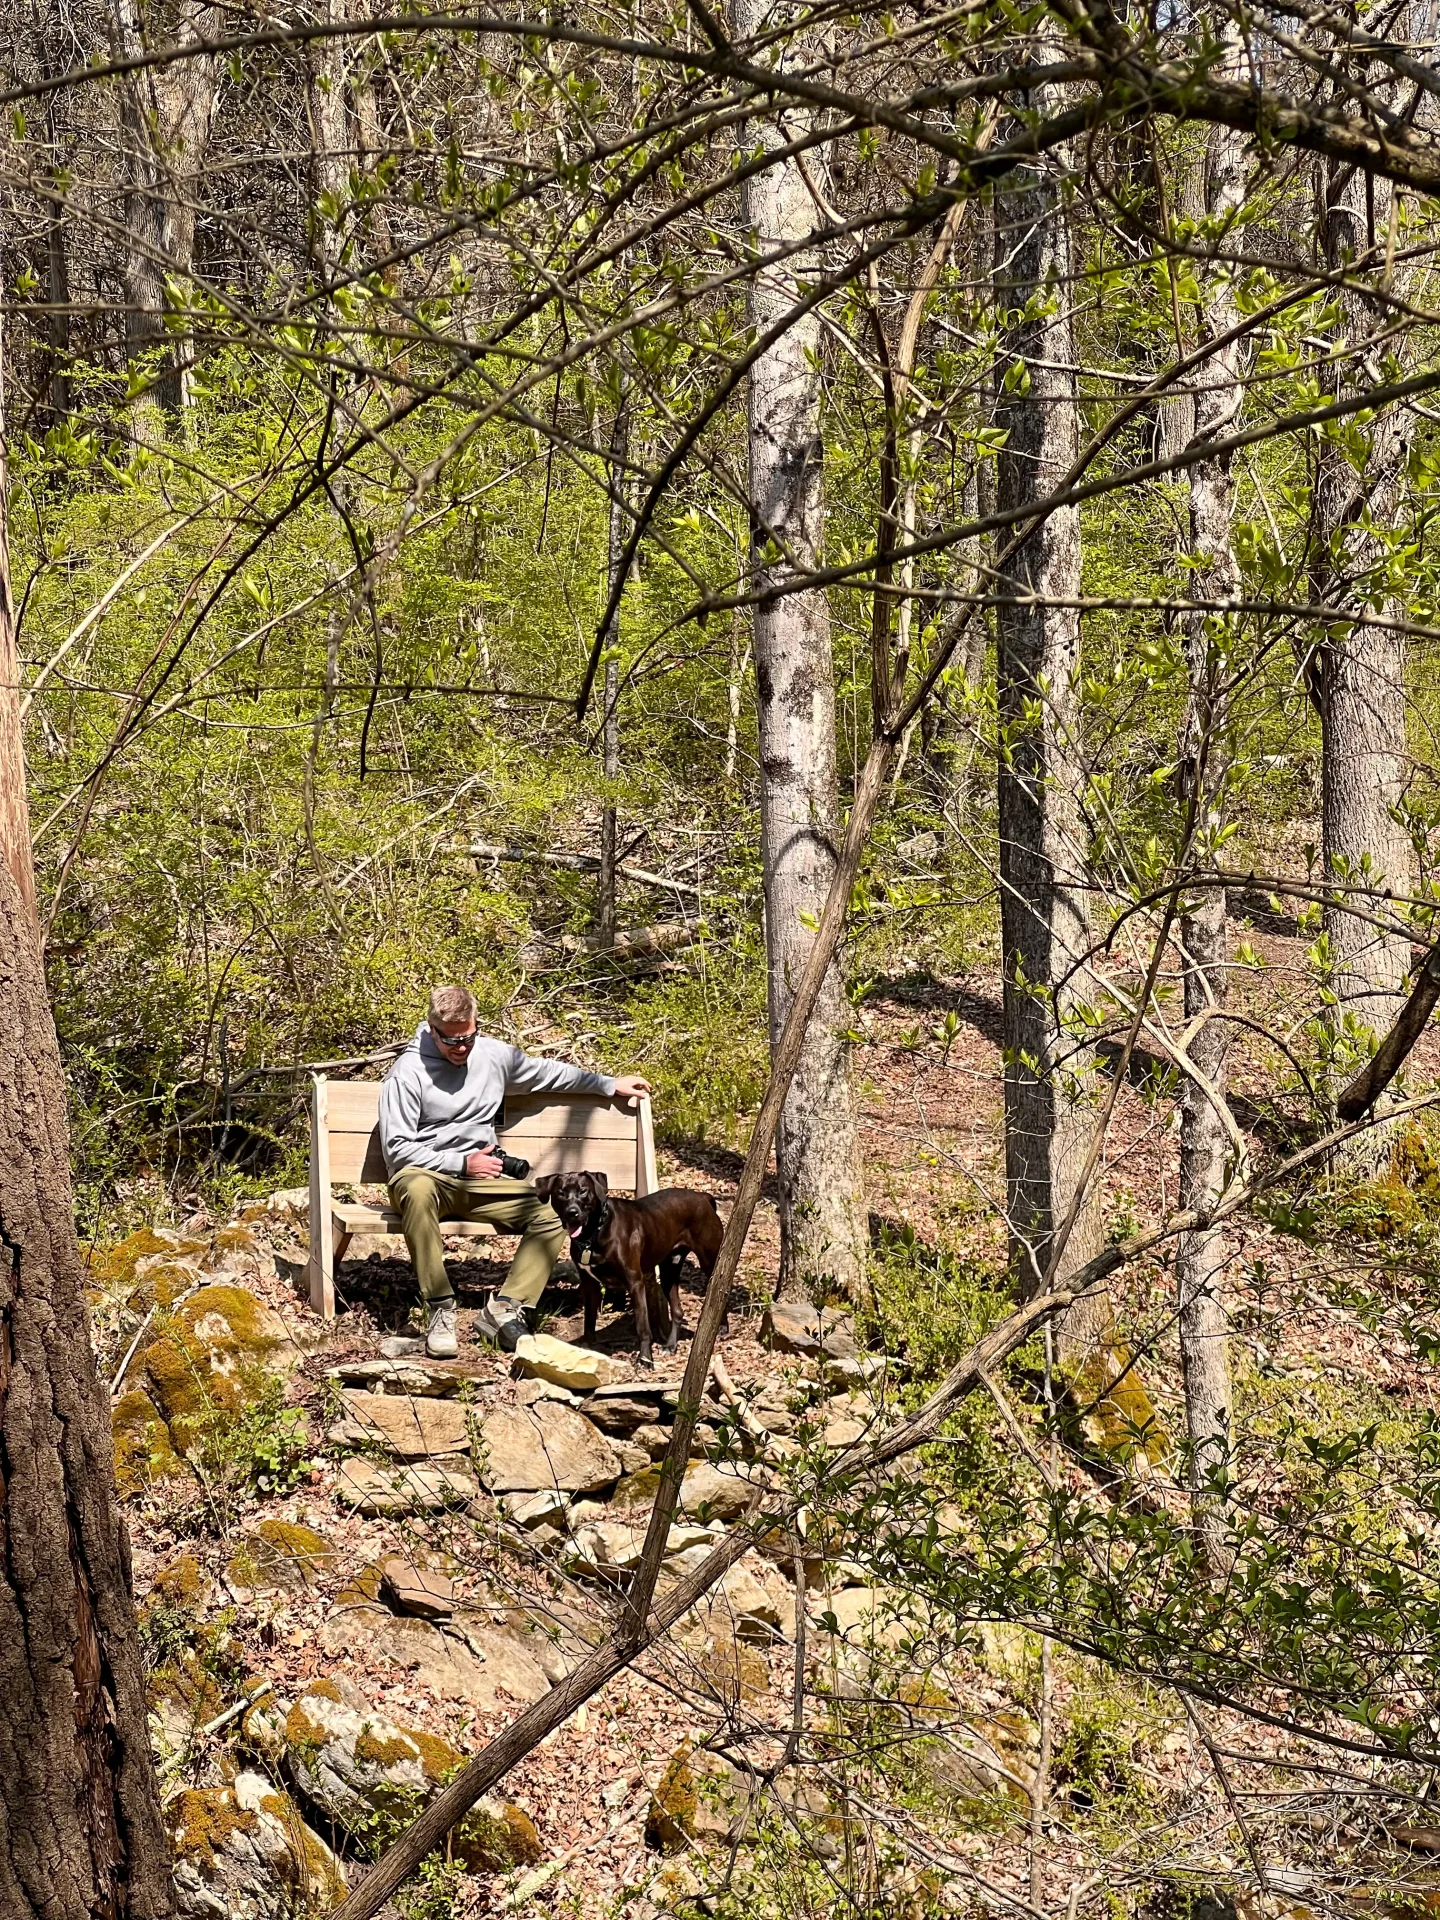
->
<box><xmin>311</xmin><ymin>1075</ymin><xmax>659</xmax><ymax>1194</ymax></box>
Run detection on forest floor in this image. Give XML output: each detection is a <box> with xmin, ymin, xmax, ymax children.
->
<box><xmin>112</xmin><ymin>911</ymin><xmax>1440</xmax><ymax>1919</ymax></box>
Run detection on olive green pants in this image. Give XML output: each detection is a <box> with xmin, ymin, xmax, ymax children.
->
<box><xmin>388</xmin><ymin>1166</ymin><xmax>568</xmax><ymax>1307</ymax></box>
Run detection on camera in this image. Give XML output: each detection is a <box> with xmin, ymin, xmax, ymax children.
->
<box><xmin>492</xmin><ymin>1145</ymin><xmax>531</xmax><ymax>1181</ymax></box>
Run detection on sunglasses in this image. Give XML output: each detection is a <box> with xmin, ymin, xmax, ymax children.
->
<box><xmin>431</xmin><ymin>1026</ymin><xmax>478</xmax><ymax>1050</ymax></box>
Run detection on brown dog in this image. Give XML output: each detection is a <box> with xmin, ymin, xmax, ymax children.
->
<box><xmin>535</xmin><ymin>1172</ymin><xmax>722</xmax><ymax>1366</ymax></box>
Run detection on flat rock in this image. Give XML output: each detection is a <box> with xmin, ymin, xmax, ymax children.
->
<box><xmin>680</xmin><ymin>1461</ymin><xmax>761</xmax><ymax>1524</ymax></box>
<box><xmin>564</xmin><ymin>1520</ymin><xmax>717</xmax><ymax>1582</ymax></box>
<box><xmin>500</xmin><ymin>1488</ymin><xmax>570</xmax><ymax>1529</ymax></box>
<box><xmin>319</xmin><ymin>1606</ymin><xmax>554</xmax><ymax>1709</ymax></box>
<box><xmin>761</xmin><ymin>1300</ymin><xmax>857</xmax><ymax>1360</ymax></box>
<box><xmin>512</xmin><ymin>1333</ymin><xmax>627</xmax><ymax>1392</ymax></box>
<box><xmin>579</xmin><ymin>1393</ymin><xmax>668</xmax><ymax>1434</ymax></box>
<box><xmin>476</xmin><ymin>1401</ymin><xmax>620</xmax><ymax>1494</ymax></box>
<box><xmin>333</xmin><ymin>1390</ymin><xmax>471</xmax><ymax>1457</ymax></box>
<box><xmin>660</xmin><ymin>1547</ymin><xmax>794</xmax><ymax>1640</ymax></box>
<box><xmin>591</xmin><ymin>1378</ymin><xmax>685</xmax><ymax>1399</ymax></box>
<box><xmin>380</xmin><ymin>1556</ymin><xmax>455</xmax><ymax>1619</ymax></box>
<box><xmin>813</xmin><ymin>1584</ymin><xmax>921</xmax><ymax>1648</ymax></box>
<box><xmin>334</xmin><ymin>1456</ymin><xmax>478</xmax><ymax>1515</ymax></box>
<box><xmin>516</xmin><ymin>1379</ymin><xmax>580</xmax><ymax>1407</ymax></box>
<box><xmin>328</xmin><ymin>1358</ymin><xmax>464</xmax><ymax>1397</ymax></box>
<box><xmin>632</xmin><ymin>1422</ymin><xmax>671</xmax><ymax>1459</ymax></box>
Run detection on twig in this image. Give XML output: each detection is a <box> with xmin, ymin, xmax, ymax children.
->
<box><xmin>464</xmin><ymin>840</ymin><xmax>703</xmax><ymax>895</ymax></box>
<box><xmin>1180</xmin><ymin>1692</ymin><xmax>1273</xmax><ymax>1892</ymax></box>
<box><xmin>199</xmin><ymin>1679</ymin><xmax>273</xmax><ymax>1739</ymax></box>
<box><xmin>110</xmin><ymin>1306</ymin><xmax>156</xmax><ymax>1397</ymax></box>
<box><xmin>711</xmin><ymin>1353</ymin><xmax>771</xmax><ymax>1449</ymax></box>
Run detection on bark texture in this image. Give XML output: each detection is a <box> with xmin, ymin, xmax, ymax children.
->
<box><xmin>738</xmin><ymin>16</ymin><xmax>866</xmax><ymax>1302</ymax></box>
<box><xmin>109</xmin><ymin>0</ymin><xmax>220</xmax><ymax>419</ymax></box>
<box><xmin>1310</xmin><ymin>159</ymin><xmax>1411</xmax><ymax>1174</ymax></box>
<box><xmin>1176</xmin><ymin>116</ymin><xmax>1248</xmax><ymax>1563</ymax></box>
<box><xmin>598</xmin><ymin>396</ymin><xmax>629</xmax><ymax>946</ymax></box>
<box><xmin>993</xmin><ymin>144</ymin><xmax>1106</xmax><ymax>1355</ymax></box>
<box><xmin>0</xmin><ymin>329</ymin><xmax>170</xmax><ymax>1918</ymax></box>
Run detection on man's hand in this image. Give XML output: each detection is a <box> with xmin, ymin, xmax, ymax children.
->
<box><xmin>464</xmin><ymin>1147</ymin><xmax>504</xmax><ymax>1178</ymax></box>
<box><xmin>612</xmin><ymin>1073</ymin><xmax>652</xmax><ymax>1106</ymax></box>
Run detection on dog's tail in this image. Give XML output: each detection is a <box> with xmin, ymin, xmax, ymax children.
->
<box><xmin>706</xmin><ymin>1194</ymin><xmax>719</xmax><ymax>1214</ymax></box>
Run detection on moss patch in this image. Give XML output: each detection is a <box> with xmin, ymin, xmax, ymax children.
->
<box><xmin>140</xmin><ymin>1285</ymin><xmax>290</xmax><ymax>1455</ymax></box>
<box><xmin>226</xmin><ymin>1519</ymin><xmax>335</xmax><ymax>1594</ymax></box>
<box><xmin>112</xmin><ymin>1388</ymin><xmax>188</xmax><ymax>1496</ymax></box>
<box><xmin>169</xmin><ymin>1786</ymin><xmax>257</xmax><ymax>1869</ymax></box>
<box><xmin>335</xmin><ymin>1559</ymin><xmax>388</xmax><ymax>1607</ymax></box>
<box><xmin>1061</xmin><ymin>1344</ymin><xmax>1171</xmax><ymax>1469</ymax></box>
<box><xmin>611</xmin><ymin>1465</ymin><xmax>663</xmax><ymax>1510</ymax></box>
<box><xmin>454</xmin><ymin>1800</ymin><xmax>542</xmax><ymax>1874</ymax></box>
<box><xmin>646</xmin><ymin>1743</ymin><xmax>698</xmax><ymax>1852</ymax></box>
<box><xmin>89</xmin><ymin>1228</ymin><xmax>206</xmax><ymax>1295</ymax></box>
<box><xmin>126</xmin><ymin>1259</ymin><xmax>202</xmax><ymax>1314</ymax></box>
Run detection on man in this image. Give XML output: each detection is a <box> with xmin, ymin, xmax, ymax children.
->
<box><xmin>379</xmin><ymin>986</ymin><xmax>651</xmax><ymax>1356</ymax></box>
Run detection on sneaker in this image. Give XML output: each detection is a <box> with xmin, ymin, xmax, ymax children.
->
<box><xmin>475</xmin><ymin>1296</ymin><xmax>527</xmax><ymax>1353</ymax></box>
<box><xmin>426</xmin><ymin>1298</ymin><xmax>459</xmax><ymax>1359</ymax></box>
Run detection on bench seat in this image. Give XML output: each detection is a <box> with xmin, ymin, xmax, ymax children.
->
<box><xmin>332</xmin><ymin>1201</ymin><xmax>498</xmax><ymax>1239</ymax></box>
<box><xmin>307</xmin><ymin>1071</ymin><xmax>657</xmax><ymax>1316</ymax></box>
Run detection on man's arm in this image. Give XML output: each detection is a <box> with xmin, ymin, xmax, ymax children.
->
<box><xmin>502</xmin><ymin>1045</ymin><xmax>618</xmax><ymax>1100</ymax></box>
<box><xmin>379</xmin><ymin>1067</ymin><xmax>465</xmax><ymax>1176</ymax></box>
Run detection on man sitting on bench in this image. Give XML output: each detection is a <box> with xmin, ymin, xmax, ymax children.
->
<box><xmin>379</xmin><ymin>985</ymin><xmax>651</xmax><ymax>1357</ymax></box>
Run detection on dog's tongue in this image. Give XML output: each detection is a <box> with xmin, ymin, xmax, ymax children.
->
<box><xmin>568</xmin><ymin>1225</ymin><xmax>583</xmax><ymax>1240</ymax></box>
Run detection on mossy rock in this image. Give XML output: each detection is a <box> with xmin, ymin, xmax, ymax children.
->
<box><xmin>611</xmin><ymin>1464</ymin><xmax>663</xmax><ymax>1510</ymax></box>
<box><xmin>148</xmin><ymin>1650</ymin><xmax>226</xmax><ymax>1736</ymax></box>
<box><xmin>454</xmin><ymin>1798</ymin><xmax>542</xmax><ymax>1874</ymax></box>
<box><xmin>226</xmin><ymin>1519</ymin><xmax>336</xmax><ymax>1595</ymax></box>
<box><xmin>89</xmin><ymin>1227</ymin><xmax>208</xmax><ymax>1295</ymax></box>
<box><xmin>112</xmin><ymin>1388</ymin><xmax>189</xmax><ymax>1497</ymax></box>
<box><xmin>335</xmin><ymin>1559</ymin><xmax>389</xmax><ymax>1608</ymax></box>
<box><xmin>126</xmin><ymin>1256</ymin><xmax>204</xmax><ymax>1314</ymax></box>
<box><xmin>646</xmin><ymin>1743</ymin><xmax>698</xmax><ymax>1852</ymax></box>
<box><xmin>212</xmin><ymin>1224</ymin><xmax>263</xmax><ymax>1260</ymax></box>
<box><xmin>1060</xmin><ymin>1344</ymin><xmax>1171</xmax><ymax>1469</ymax></box>
<box><xmin>140</xmin><ymin>1285</ymin><xmax>293</xmax><ymax>1455</ymax></box>
<box><xmin>170</xmin><ymin>1772</ymin><xmax>347</xmax><ymax>1915</ymax></box>
<box><xmin>144</xmin><ymin>1551</ymin><xmax>210</xmax><ymax>1617</ymax></box>
<box><xmin>169</xmin><ymin>1784</ymin><xmax>257</xmax><ymax>1869</ymax></box>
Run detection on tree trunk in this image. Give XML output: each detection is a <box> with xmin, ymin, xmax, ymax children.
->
<box><xmin>109</xmin><ymin>0</ymin><xmax>220</xmax><ymax>423</ymax></box>
<box><xmin>993</xmin><ymin>139</ymin><xmax>1106</xmax><ymax>1358</ymax></box>
<box><xmin>0</xmin><ymin>324</ymin><xmax>171</xmax><ymax>1919</ymax></box>
<box><xmin>737</xmin><ymin>15</ymin><xmax>867</xmax><ymax>1303</ymax></box>
<box><xmin>598</xmin><ymin>396</ymin><xmax>629</xmax><ymax>946</ymax></box>
<box><xmin>1310</xmin><ymin>160</ymin><xmax>1411</xmax><ymax>1177</ymax></box>
<box><xmin>1175</xmin><ymin>116</ymin><xmax>1248</xmax><ymax>1566</ymax></box>
<box><xmin>310</xmin><ymin>0</ymin><xmax>350</xmax><ymax>287</ymax></box>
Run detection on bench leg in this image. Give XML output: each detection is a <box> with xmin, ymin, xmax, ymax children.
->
<box><xmin>334</xmin><ymin>1231</ymin><xmax>352</xmax><ymax>1269</ymax></box>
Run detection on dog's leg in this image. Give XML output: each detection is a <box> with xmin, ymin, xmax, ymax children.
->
<box><xmin>582</xmin><ymin>1274</ymin><xmax>601</xmax><ymax>1346</ymax></box>
<box><xmin>632</xmin><ymin>1264</ymin><xmax>654</xmax><ymax>1368</ymax></box>
<box><xmin>660</xmin><ymin>1254</ymin><xmax>685</xmax><ymax>1350</ymax></box>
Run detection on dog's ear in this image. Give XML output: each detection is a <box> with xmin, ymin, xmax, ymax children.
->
<box><xmin>534</xmin><ymin>1174</ymin><xmax>557</xmax><ymax>1200</ymax></box>
<box><xmin>590</xmin><ymin>1170</ymin><xmax>609</xmax><ymax>1203</ymax></box>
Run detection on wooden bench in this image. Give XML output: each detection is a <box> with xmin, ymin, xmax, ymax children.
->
<box><xmin>305</xmin><ymin>1074</ymin><xmax>659</xmax><ymax>1316</ymax></box>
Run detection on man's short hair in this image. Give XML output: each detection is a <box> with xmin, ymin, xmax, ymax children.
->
<box><xmin>428</xmin><ymin>985</ymin><xmax>477</xmax><ymax>1026</ymax></box>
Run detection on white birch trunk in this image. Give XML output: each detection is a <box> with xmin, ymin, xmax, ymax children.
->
<box><xmin>993</xmin><ymin>137</ymin><xmax>1105</xmax><ymax>1356</ymax></box>
<box><xmin>1176</xmin><ymin>116</ymin><xmax>1248</xmax><ymax>1564</ymax></box>
<box><xmin>109</xmin><ymin>0</ymin><xmax>220</xmax><ymax>423</ymax></box>
<box><xmin>737</xmin><ymin>0</ymin><xmax>866</xmax><ymax>1302</ymax></box>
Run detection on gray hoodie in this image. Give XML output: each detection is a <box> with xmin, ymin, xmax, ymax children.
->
<box><xmin>378</xmin><ymin>1023</ymin><xmax>616</xmax><ymax>1179</ymax></box>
